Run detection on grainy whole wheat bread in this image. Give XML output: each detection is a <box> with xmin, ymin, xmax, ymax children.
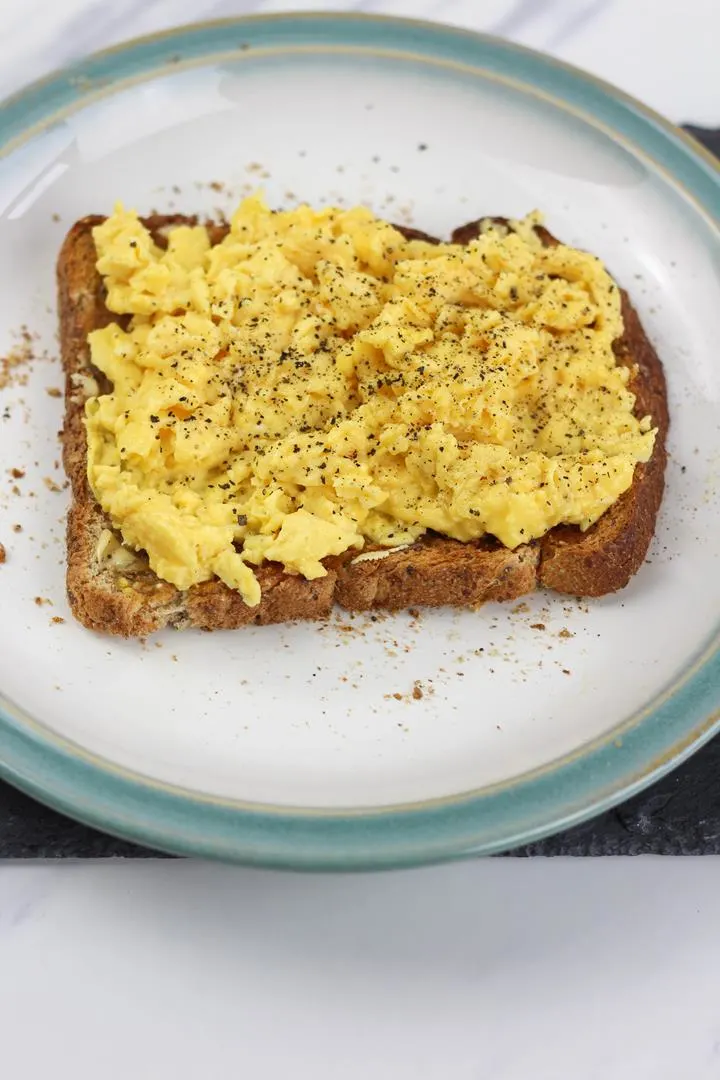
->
<box><xmin>57</xmin><ymin>214</ymin><xmax>668</xmax><ymax>636</ymax></box>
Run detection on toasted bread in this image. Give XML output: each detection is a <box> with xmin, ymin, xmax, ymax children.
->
<box><xmin>57</xmin><ymin>214</ymin><xmax>667</xmax><ymax>636</ymax></box>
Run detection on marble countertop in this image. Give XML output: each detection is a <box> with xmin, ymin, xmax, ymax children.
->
<box><xmin>1</xmin><ymin>3</ymin><xmax>719</xmax><ymax>1079</ymax></box>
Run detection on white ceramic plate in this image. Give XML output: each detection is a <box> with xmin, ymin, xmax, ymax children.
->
<box><xmin>0</xmin><ymin>14</ymin><xmax>718</xmax><ymax>867</ymax></box>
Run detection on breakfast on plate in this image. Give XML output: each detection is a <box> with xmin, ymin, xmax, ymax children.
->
<box><xmin>56</xmin><ymin>196</ymin><xmax>668</xmax><ymax>636</ymax></box>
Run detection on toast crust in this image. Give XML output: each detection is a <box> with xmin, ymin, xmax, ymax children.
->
<box><xmin>57</xmin><ymin>214</ymin><xmax>667</xmax><ymax>635</ymax></box>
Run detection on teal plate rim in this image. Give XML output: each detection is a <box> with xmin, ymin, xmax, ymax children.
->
<box><xmin>0</xmin><ymin>12</ymin><xmax>718</xmax><ymax>870</ymax></box>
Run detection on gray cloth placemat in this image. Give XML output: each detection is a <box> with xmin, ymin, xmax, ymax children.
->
<box><xmin>0</xmin><ymin>125</ymin><xmax>717</xmax><ymax>859</ymax></box>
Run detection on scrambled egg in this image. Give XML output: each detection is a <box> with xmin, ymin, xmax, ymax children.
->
<box><xmin>86</xmin><ymin>196</ymin><xmax>656</xmax><ymax>606</ymax></box>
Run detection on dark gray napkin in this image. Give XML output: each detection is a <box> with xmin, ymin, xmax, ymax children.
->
<box><xmin>0</xmin><ymin>126</ymin><xmax>717</xmax><ymax>859</ymax></box>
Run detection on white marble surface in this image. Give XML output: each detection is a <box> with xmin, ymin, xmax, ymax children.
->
<box><xmin>2</xmin><ymin>858</ymin><xmax>720</xmax><ymax>1079</ymax></box>
<box><xmin>0</xmin><ymin>3</ymin><xmax>719</xmax><ymax>1079</ymax></box>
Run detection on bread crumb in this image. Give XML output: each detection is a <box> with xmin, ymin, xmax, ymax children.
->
<box><xmin>412</xmin><ymin>682</ymin><xmax>423</xmax><ymax>700</ymax></box>
<box><xmin>10</xmin><ymin>467</ymin><xmax>24</xmax><ymax>479</ymax></box>
<box><xmin>12</xmin><ymin>524</ymin><xmax>21</xmax><ymax>532</ymax></box>
<box><xmin>0</xmin><ymin>326</ymin><xmax>49</xmax><ymax>389</ymax></box>
<box><xmin>34</xmin><ymin>596</ymin><xmax>51</xmax><ymax>606</ymax></box>
<box><xmin>51</xmin><ymin>616</ymin><xmax>65</xmax><ymax>625</ymax></box>
<box><xmin>0</xmin><ymin>542</ymin><xmax>5</xmax><ymax>563</ymax></box>
<box><xmin>558</xmin><ymin>628</ymin><xmax>573</xmax><ymax>638</ymax></box>
<box><xmin>46</xmin><ymin>387</ymin><xmax>62</xmax><ymax>398</ymax></box>
<box><xmin>530</xmin><ymin>623</ymin><xmax>546</xmax><ymax>631</ymax></box>
<box><xmin>0</xmin><ymin>345</ymin><xmax>32</xmax><ymax>389</ymax></box>
<box><xmin>43</xmin><ymin>477</ymin><xmax>62</xmax><ymax>492</ymax></box>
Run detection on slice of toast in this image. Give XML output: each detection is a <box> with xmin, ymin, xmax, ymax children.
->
<box><xmin>57</xmin><ymin>214</ymin><xmax>668</xmax><ymax>636</ymax></box>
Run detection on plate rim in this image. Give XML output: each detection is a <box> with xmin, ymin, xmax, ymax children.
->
<box><xmin>0</xmin><ymin>11</ymin><xmax>718</xmax><ymax>868</ymax></box>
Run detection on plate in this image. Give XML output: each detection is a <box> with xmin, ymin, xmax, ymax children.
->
<box><xmin>0</xmin><ymin>14</ymin><xmax>718</xmax><ymax>868</ymax></box>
